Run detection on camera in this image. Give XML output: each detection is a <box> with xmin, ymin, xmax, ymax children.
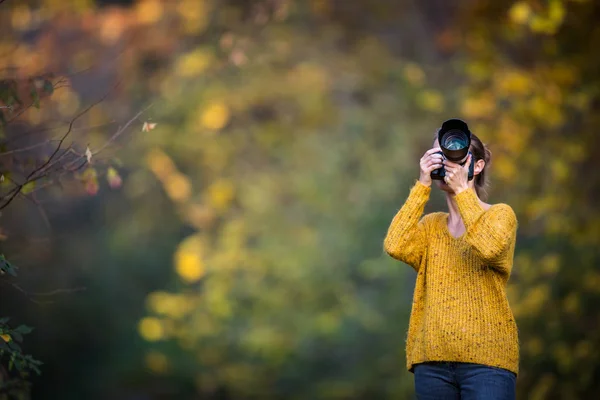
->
<box><xmin>430</xmin><ymin>118</ymin><xmax>475</xmax><ymax>181</ymax></box>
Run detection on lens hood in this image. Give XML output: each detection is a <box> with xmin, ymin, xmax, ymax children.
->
<box><xmin>438</xmin><ymin>118</ymin><xmax>471</xmax><ymax>162</ymax></box>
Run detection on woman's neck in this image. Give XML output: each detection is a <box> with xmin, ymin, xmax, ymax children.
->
<box><xmin>445</xmin><ymin>192</ymin><xmax>462</xmax><ymax>225</ymax></box>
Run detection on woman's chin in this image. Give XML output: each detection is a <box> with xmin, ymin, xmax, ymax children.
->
<box><xmin>435</xmin><ymin>181</ymin><xmax>454</xmax><ymax>193</ymax></box>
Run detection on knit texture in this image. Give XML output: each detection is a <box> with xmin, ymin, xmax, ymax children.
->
<box><xmin>384</xmin><ymin>181</ymin><xmax>520</xmax><ymax>375</ymax></box>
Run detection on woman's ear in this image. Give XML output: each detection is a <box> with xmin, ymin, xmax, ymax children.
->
<box><xmin>474</xmin><ymin>159</ymin><xmax>486</xmax><ymax>175</ymax></box>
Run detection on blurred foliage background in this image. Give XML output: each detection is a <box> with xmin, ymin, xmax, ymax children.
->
<box><xmin>1</xmin><ymin>0</ymin><xmax>599</xmax><ymax>399</ymax></box>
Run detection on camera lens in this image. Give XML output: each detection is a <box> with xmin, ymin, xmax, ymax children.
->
<box><xmin>437</xmin><ymin>119</ymin><xmax>471</xmax><ymax>162</ymax></box>
<box><xmin>441</xmin><ymin>130</ymin><xmax>469</xmax><ymax>151</ymax></box>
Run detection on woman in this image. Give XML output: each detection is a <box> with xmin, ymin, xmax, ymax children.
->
<box><xmin>383</xmin><ymin>127</ymin><xmax>519</xmax><ymax>400</ymax></box>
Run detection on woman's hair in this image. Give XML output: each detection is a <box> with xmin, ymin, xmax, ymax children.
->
<box><xmin>469</xmin><ymin>133</ymin><xmax>492</xmax><ymax>200</ymax></box>
<box><xmin>434</xmin><ymin>130</ymin><xmax>492</xmax><ymax>200</ymax></box>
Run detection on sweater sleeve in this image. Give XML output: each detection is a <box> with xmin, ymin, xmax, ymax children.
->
<box><xmin>383</xmin><ymin>181</ymin><xmax>431</xmax><ymax>272</ymax></box>
<box><xmin>454</xmin><ymin>188</ymin><xmax>518</xmax><ymax>273</ymax></box>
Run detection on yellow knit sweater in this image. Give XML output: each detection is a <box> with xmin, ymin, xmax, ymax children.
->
<box><xmin>384</xmin><ymin>181</ymin><xmax>519</xmax><ymax>375</ymax></box>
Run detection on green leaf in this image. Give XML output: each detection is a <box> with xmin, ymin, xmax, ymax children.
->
<box><xmin>0</xmin><ymin>254</ymin><xmax>18</xmax><ymax>276</ymax></box>
<box><xmin>10</xmin><ymin>331</ymin><xmax>22</xmax><ymax>343</ymax></box>
<box><xmin>14</xmin><ymin>325</ymin><xmax>33</xmax><ymax>335</ymax></box>
<box><xmin>30</xmin><ymin>87</ymin><xmax>40</xmax><ymax>109</ymax></box>
<box><xmin>43</xmin><ymin>79</ymin><xmax>54</xmax><ymax>95</ymax></box>
<box><xmin>30</xmin><ymin>363</ymin><xmax>42</xmax><ymax>375</ymax></box>
<box><xmin>21</xmin><ymin>181</ymin><xmax>36</xmax><ymax>194</ymax></box>
<box><xmin>8</xmin><ymin>341</ymin><xmax>21</xmax><ymax>352</ymax></box>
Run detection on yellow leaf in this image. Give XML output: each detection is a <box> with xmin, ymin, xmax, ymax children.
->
<box><xmin>147</xmin><ymin>291</ymin><xmax>193</xmax><ymax>318</ymax></box>
<box><xmin>517</xmin><ymin>284</ymin><xmax>549</xmax><ymax>317</ymax></box>
<box><xmin>204</xmin><ymin>279</ymin><xmax>232</xmax><ymax>318</ymax></box>
<box><xmin>207</xmin><ymin>179</ymin><xmax>235</xmax><ymax>211</ymax></box>
<box><xmin>550</xmin><ymin>158</ymin><xmax>570</xmax><ymax>181</ymax></box>
<box><xmin>492</xmin><ymin>157</ymin><xmax>518</xmax><ymax>181</ymax></box>
<box><xmin>138</xmin><ymin>317</ymin><xmax>165</xmax><ymax>341</ymax></box>
<box><xmin>508</xmin><ymin>2</ymin><xmax>531</xmax><ymax>24</ymax></box>
<box><xmin>200</xmin><ymin>102</ymin><xmax>230</xmax><ymax>131</ymax></box>
<box><xmin>135</xmin><ymin>0</ymin><xmax>162</xmax><ymax>25</ymax></box>
<box><xmin>146</xmin><ymin>291</ymin><xmax>171</xmax><ymax>314</ymax></box>
<box><xmin>145</xmin><ymin>148</ymin><xmax>176</xmax><ymax>180</ymax></box>
<box><xmin>416</xmin><ymin>90</ymin><xmax>445</xmax><ymax>112</ymax></box>
<box><xmin>174</xmin><ymin>234</ymin><xmax>206</xmax><ymax>283</ymax></box>
<box><xmin>496</xmin><ymin>70</ymin><xmax>532</xmax><ymax>96</ymax></box>
<box><xmin>164</xmin><ymin>173</ymin><xmax>192</xmax><ymax>202</ymax></box>
<box><xmin>176</xmin><ymin>0</ymin><xmax>211</xmax><ymax>35</ymax></box>
<box><xmin>0</xmin><ymin>334</ymin><xmax>11</xmax><ymax>342</ymax></box>
<box><xmin>548</xmin><ymin>0</ymin><xmax>566</xmax><ymax>24</ymax></box>
<box><xmin>465</xmin><ymin>61</ymin><xmax>490</xmax><ymax>80</ymax></box>
<box><xmin>175</xmin><ymin>48</ymin><xmax>213</xmax><ymax>77</ymax></box>
<box><xmin>460</xmin><ymin>92</ymin><xmax>495</xmax><ymax>119</ymax></box>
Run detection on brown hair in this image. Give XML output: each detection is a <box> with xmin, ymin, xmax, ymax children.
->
<box><xmin>469</xmin><ymin>133</ymin><xmax>492</xmax><ymax>200</ymax></box>
<box><xmin>434</xmin><ymin>130</ymin><xmax>492</xmax><ymax>200</ymax></box>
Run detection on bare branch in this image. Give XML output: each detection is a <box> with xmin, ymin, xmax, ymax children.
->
<box><xmin>92</xmin><ymin>104</ymin><xmax>152</xmax><ymax>156</ymax></box>
<box><xmin>0</xmin><ymin>77</ymin><xmax>151</xmax><ymax>211</ymax></box>
<box><xmin>0</xmin><ymin>186</ymin><xmax>21</xmax><ymax>210</ymax></box>
<box><xmin>25</xmin><ymin>81</ymin><xmax>120</xmax><ymax>181</ymax></box>
<box><xmin>11</xmin><ymin>283</ymin><xmax>87</xmax><ymax>297</ymax></box>
<box><xmin>2</xmin><ymin>120</ymin><xmax>119</xmax><ymax>147</ymax></box>
<box><xmin>29</xmin><ymin>145</ymin><xmax>78</xmax><ymax>179</ymax></box>
<box><xmin>0</xmin><ymin>139</ymin><xmax>62</xmax><ymax>156</ymax></box>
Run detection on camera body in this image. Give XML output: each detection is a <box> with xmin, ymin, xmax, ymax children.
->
<box><xmin>430</xmin><ymin>151</ymin><xmax>475</xmax><ymax>181</ymax></box>
<box><xmin>431</xmin><ymin>118</ymin><xmax>476</xmax><ymax>182</ymax></box>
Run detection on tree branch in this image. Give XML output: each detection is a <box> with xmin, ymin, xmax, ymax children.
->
<box><xmin>25</xmin><ymin>81</ymin><xmax>120</xmax><ymax>182</ymax></box>
<box><xmin>92</xmin><ymin>104</ymin><xmax>152</xmax><ymax>156</ymax></box>
<box><xmin>11</xmin><ymin>283</ymin><xmax>86</xmax><ymax>298</ymax></box>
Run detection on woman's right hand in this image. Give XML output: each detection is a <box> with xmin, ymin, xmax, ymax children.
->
<box><xmin>419</xmin><ymin>148</ymin><xmax>444</xmax><ymax>186</ymax></box>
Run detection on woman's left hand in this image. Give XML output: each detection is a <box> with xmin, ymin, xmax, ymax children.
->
<box><xmin>443</xmin><ymin>154</ymin><xmax>471</xmax><ymax>195</ymax></box>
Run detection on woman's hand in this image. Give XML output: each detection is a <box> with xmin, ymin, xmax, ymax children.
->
<box><xmin>443</xmin><ymin>154</ymin><xmax>472</xmax><ymax>194</ymax></box>
<box><xmin>419</xmin><ymin>148</ymin><xmax>444</xmax><ymax>186</ymax></box>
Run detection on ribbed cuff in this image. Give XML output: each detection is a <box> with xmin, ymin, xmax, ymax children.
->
<box><xmin>455</xmin><ymin>187</ymin><xmax>484</xmax><ymax>227</ymax></box>
<box><xmin>397</xmin><ymin>180</ymin><xmax>431</xmax><ymax>217</ymax></box>
<box><xmin>412</xmin><ymin>180</ymin><xmax>432</xmax><ymax>197</ymax></box>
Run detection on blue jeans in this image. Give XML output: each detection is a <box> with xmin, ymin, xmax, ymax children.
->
<box><xmin>413</xmin><ymin>362</ymin><xmax>516</xmax><ymax>400</ymax></box>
